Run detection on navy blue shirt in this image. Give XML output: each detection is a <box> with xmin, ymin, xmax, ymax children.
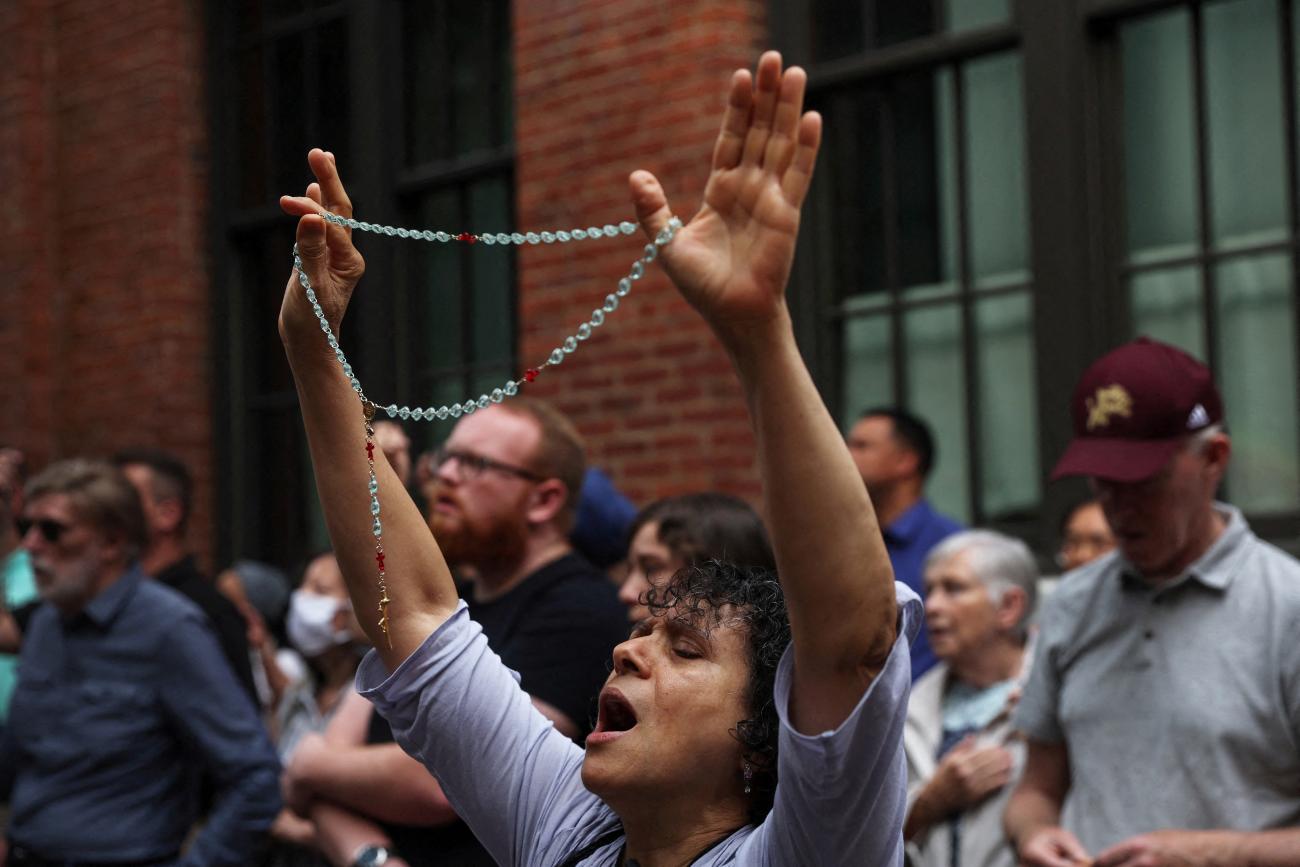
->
<box><xmin>0</xmin><ymin>567</ymin><xmax>281</xmax><ymax>864</ymax></box>
<box><xmin>882</xmin><ymin>498</ymin><xmax>962</xmax><ymax>680</ymax></box>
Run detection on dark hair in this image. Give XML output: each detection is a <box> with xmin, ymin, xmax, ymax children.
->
<box><xmin>1058</xmin><ymin>496</ymin><xmax>1102</xmax><ymax>536</ymax></box>
<box><xmin>25</xmin><ymin>459</ymin><xmax>148</xmax><ymax>560</ymax></box>
<box><xmin>860</xmin><ymin>407</ymin><xmax>936</xmax><ymax>478</ymax></box>
<box><xmin>112</xmin><ymin>447</ymin><xmax>193</xmax><ymax>529</ymax></box>
<box><xmin>628</xmin><ymin>493</ymin><xmax>775</xmax><ymax>573</ymax></box>
<box><xmin>645</xmin><ymin>561</ymin><xmax>790</xmax><ymax>824</ymax></box>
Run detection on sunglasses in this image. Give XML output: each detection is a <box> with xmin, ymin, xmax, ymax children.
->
<box><xmin>17</xmin><ymin>517</ymin><xmax>72</xmax><ymax>544</ymax></box>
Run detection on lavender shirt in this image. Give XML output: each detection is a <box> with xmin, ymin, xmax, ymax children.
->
<box><xmin>357</xmin><ymin>583</ymin><xmax>920</xmax><ymax>866</ymax></box>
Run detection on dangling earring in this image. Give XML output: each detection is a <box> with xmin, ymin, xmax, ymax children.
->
<box><xmin>743</xmin><ymin>761</ymin><xmax>753</xmax><ymax>795</ymax></box>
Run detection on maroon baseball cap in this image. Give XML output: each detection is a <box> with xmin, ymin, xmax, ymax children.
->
<box><xmin>1051</xmin><ymin>337</ymin><xmax>1224</xmax><ymax>482</ymax></box>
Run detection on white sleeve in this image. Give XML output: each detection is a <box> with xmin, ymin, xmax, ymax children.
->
<box><xmin>356</xmin><ymin>603</ymin><xmax>614</xmax><ymax>867</ymax></box>
<box><xmin>741</xmin><ymin>582</ymin><xmax>921</xmax><ymax>867</ymax></box>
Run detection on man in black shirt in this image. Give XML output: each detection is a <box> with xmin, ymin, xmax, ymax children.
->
<box><xmin>114</xmin><ymin>448</ymin><xmax>258</xmax><ymax>704</ymax></box>
<box><xmin>283</xmin><ymin>398</ymin><xmax>627</xmax><ymax>866</ymax></box>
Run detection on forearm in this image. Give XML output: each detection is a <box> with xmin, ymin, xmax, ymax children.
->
<box><xmin>183</xmin><ymin>765</ymin><xmax>282</xmax><ymax>866</ymax></box>
<box><xmin>723</xmin><ymin>314</ymin><xmax>897</xmax><ymax>673</ymax></box>
<box><xmin>1176</xmin><ymin>829</ymin><xmax>1300</xmax><ymax>867</ymax></box>
<box><xmin>310</xmin><ymin>801</ymin><xmax>396</xmax><ymax>867</ymax></box>
<box><xmin>1003</xmin><ymin>780</ymin><xmax>1063</xmax><ymax>852</ymax></box>
<box><xmin>284</xmin><ymin>331</ymin><xmax>456</xmax><ymax>666</ymax></box>
<box><xmin>300</xmin><ymin>743</ymin><xmax>458</xmax><ymax>826</ymax></box>
<box><xmin>904</xmin><ymin>783</ymin><xmax>950</xmax><ymax>841</ymax></box>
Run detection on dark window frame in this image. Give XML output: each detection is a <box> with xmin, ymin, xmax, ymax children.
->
<box><xmin>773</xmin><ymin>0</ymin><xmax>1300</xmax><ymax>555</ymax></box>
<box><xmin>208</xmin><ymin>0</ymin><xmax>517</xmax><ymax>570</ymax></box>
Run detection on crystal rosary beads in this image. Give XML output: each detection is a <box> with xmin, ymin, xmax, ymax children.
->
<box><xmin>291</xmin><ymin>211</ymin><xmax>682</xmax><ymax>646</ymax></box>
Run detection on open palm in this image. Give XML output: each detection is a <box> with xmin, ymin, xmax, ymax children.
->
<box><xmin>631</xmin><ymin>52</ymin><xmax>822</xmax><ymax>337</ymax></box>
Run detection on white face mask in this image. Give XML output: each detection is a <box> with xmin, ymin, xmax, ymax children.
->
<box><xmin>287</xmin><ymin>589</ymin><xmax>353</xmax><ymax>658</ymax></box>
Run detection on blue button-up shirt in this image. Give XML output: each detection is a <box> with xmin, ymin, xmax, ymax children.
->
<box><xmin>883</xmin><ymin>499</ymin><xmax>962</xmax><ymax>680</ymax></box>
<box><xmin>0</xmin><ymin>566</ymin><xmax>281</xmax><ymax>864</ymax></box>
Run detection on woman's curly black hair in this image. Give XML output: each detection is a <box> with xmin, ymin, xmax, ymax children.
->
<box><xmin>643</xmin><ymin>559</ymin><xmax>791</xmax><ymax>824</ymax></box>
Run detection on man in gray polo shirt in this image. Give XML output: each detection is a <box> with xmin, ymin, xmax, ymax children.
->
<box><xmin>1005</xmin><ymin>337</ymin><xmax>1300</xmax><ymax>867</ymax></box>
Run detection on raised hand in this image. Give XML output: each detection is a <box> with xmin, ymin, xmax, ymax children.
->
<box><xmin>278</xmin><ymin>149</ymin><xmax>366</xmax><ymax>348</ymax></box>
<box><xmin>630</xmin><ymin>51</ymin><xmax>821</xmax><ymax>343</ymax></box>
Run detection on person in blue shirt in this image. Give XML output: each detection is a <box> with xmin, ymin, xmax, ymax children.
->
<box><xmin>0</xmin><ymin>459</ymin><xmax>281</xmax><ymax>866</ymax></box>
<box><xmin>847</xmin><ymin>407</ymin><xmax>962</xmax><ymax>679</ymax></box>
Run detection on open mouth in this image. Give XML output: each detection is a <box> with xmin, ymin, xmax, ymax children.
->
<box><xmin>588</xmin><ymin>688</ymin><xmax>638</xmax><ymax>745</ymax></box>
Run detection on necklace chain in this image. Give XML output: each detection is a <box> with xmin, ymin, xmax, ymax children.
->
<box><xmin>293</xmin><ymin>213</ymin><xmax>680</xmax><ymax>415</ymax></box>
<box><xmin>291</xmin><ymin>211</ymin><xmax>680</xmax><ymax>645</ymax></box>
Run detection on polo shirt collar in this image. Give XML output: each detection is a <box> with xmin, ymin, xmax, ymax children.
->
<box><xmin>885</xmin><ymin>499</ymin><xmax>934</xmax><ymax>544</ymax></box>
<box><xmin>81</xmin><ymin>564</ymin><xmax>143</xmax><ymax>628</ymax></box>
<box><xmin>1118</xmin><ymin>502</ymin><xmax>1248</xmax><ymax>593</ymax></box>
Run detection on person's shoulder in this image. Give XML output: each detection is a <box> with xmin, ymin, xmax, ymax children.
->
<box><xmin>1243</xmin><ymin>534</ymin><xmax>1300</xmax><ymax>599</ymax></box>
<box><xmin>1039</xmin><ymin>553</ymin><xmax>1122</xmax><ymax>625</ymax></box>
<box><xmin>134</xmin><ymin>576</ymin><xmax>210</xmax><ymax>624</ymax></box>
<box><xmin>521</xmin><ymin>555</ymin><xmax>626</xmax><ymax>629</ymax></box>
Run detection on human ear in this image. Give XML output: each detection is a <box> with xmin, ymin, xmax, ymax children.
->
<box><xmin>996</xmin><ymin>586</ymin><xmax>1028</xmax><ymax>632</ymax></box>
<box><xmin>525</xmin><ymin>479</ymin><xmax>569</xmax><ymax>526</ymax></box>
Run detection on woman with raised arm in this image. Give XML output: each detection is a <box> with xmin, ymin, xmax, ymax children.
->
<box><xmin>278</xmin><ymin>52</ymin><xmax>919</xmax><ymax>867</ymax></box>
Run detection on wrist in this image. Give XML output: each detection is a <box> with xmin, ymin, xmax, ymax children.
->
<box><xmin>349</xmin><ymin>843</ymin><xmax>398</xmax><ymax>867</ymax></box>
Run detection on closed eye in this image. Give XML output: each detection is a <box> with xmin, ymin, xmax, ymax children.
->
<box><xmin>674</xmin><ymin>647</ymin><xmax>703</xmax><ymax>660</ymax></box>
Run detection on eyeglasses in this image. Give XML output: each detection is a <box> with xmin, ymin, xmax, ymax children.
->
<box><xmin>432</xmin><ymin>447</ymin><xmax>545</xmax><ymax>483</ymax></box>
<box><xmin>17</xmin><ymin>516</ymin><xmax>72</xmax><ymax>544</ymax></box>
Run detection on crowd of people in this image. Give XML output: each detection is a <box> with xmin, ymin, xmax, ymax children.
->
<box><xmin>1</xmin><ymin>51</ymin><xmax>1298</xmax><ymax>867</ymax></box>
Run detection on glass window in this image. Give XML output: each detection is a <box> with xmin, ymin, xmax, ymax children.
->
<box><xmin>1118</xmin><ymin>0</ymin><xmax>1300</xmax><ymax>516</ymax></box>
<box><xmin>1204</xmin><ymin>0</ymin><xmax>1287</xmax><ymax>249</ymax></box>
<box><xmin>213</xmin><ymin>0</ymin><xmax>515</xmax><ymax>568</ymax></box>
<box><xmin>904</xmin><ymin>303</ymin><xmax>971</xmax><ymax>521</ymax></box>
<box><xmin>1130</xmin><ymin>266</ymin><xmax>1206</xmax><ymax>357</ymax></box>
<box><xmin>811</xmin><ymin>0</ymin><xmax>1011</xmax><ymax>63</ymax></box>
<box><xmin>402</xmin><ymin>0</ymin><xmax>515</xmax><ymax>447</ymax></box>
<box><xmin>813</xmin><ymin>45</ymin><xmax>1036</xmax><ymax>525</ymax></box>
<box><xmin>1214</xmin><ymin>254</ymin><xmax>1300</xmax><ymax>510</ymax></box>
<box><xmin>1122</xmin><ymin>9</ymin><xmax>1199</xmax><ymax>264</ymax></box>
<box><xmin>965</xmin><ymin>53</ymin><xmax>1029</xmax><ymax>287</ymax></box>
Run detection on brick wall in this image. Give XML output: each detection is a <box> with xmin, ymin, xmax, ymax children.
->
<box><xmin>0</xmin><ymin>0</ymin><xmax>215</xmax><ymax>566</ymax></box>
<box><xmin>513</xmin><ymin>0</ymin><xmax>769</xmax><ymax>506</ymax></box>
<box><xmin>0</xmin><ymin>0</ymin><xmax>777</xmax><ymax>562</ymax></box>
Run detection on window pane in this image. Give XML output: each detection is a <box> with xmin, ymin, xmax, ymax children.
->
<box><xmin>1214</xmin><ymin>254</ymin><xmax>1300</xmax><ymax>511</ymax></box>
<box><xmin>819</xmin><ymin>88</ymin><xmax>887</xmax><ymax>297</ymax></box>
<box><xmin>270</xmin><ymin>32</ymin><xmax>311</xmax><ymax>200</ymax></box>
<box><xmin>964</xmin><ymin>53</ymin><xmax>1029</xmax><ymax>288</ymax></box>
<box><xmin>898</xmin><ymin>69</ymin><xmax>959</xmax><ymax>295</ymax></box>
<box><xmin>1130</xmin><ymin>265</ymin><xmax>1205</xmax><ymax>358</ymax></box>
<box><xmin>946</xmin><ymin>0</ymin><xmax>1010</xmax><ymax>32</ymax></box>
<box><xmin>318</xmin><ymin>19</ymin><xmax>350</xmax><ymax>161</ymax></box>
<box><xmin>904</xmin><ymin>304</ymin><xmax>970</xmax><ymax>522</ymax></box>
<box><xmin>237</xmin><ymin>46</ymin><xmax>269</xmax><ymax>209</ymax></box>
<box><xmin>841</xmin><ymin>315</ymin><xmax>893</xmax><ymax>430</ymax></box>
<box><xmin>405</xmin><ymin>3</ymin><xmax>454</xmax><ymax>164</ymax></box>
<box><xmin>450</xmin><ymin>1</ymin><xmax>495</xmax><ymax>155</ymax></box>
<box><xmin>415</xmin><ymin>189</ymin><xmax>465</xmax><ymax>371</ymax></box>
<box><xmin>468</xmin><ymin>175</ymin><xmax>514</xmax><ymax>366</ymax></box>
<box><xmin>811</xmin><ymin>0</ymin><xmax>1010</xmax><ymax>62</ymax></box>
<box><xmin>975</xmin><ymin>292</ymin><xmax>1039</xmax><ymax>516</ymax></box>
<box><xmin>1122</xmin><ymin>10</ymin><xmax>1198</xmax><ymax>263</ymax></box>
<box><xmin>1204</xmin><ymin>0</ymin><xmax>1287</xmax><ymax>248</ymax></box>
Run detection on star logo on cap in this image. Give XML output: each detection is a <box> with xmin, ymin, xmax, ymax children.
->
<box><xmin>1085</xmin><ymin>384</ymin><xmax>1133</xmax><ymax>431</ymax></box>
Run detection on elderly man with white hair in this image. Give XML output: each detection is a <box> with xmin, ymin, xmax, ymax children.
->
<box><xmin>903</xmin><ymin>530</ymin><xmax>1038</xmax><ymax>867</ymax></box>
